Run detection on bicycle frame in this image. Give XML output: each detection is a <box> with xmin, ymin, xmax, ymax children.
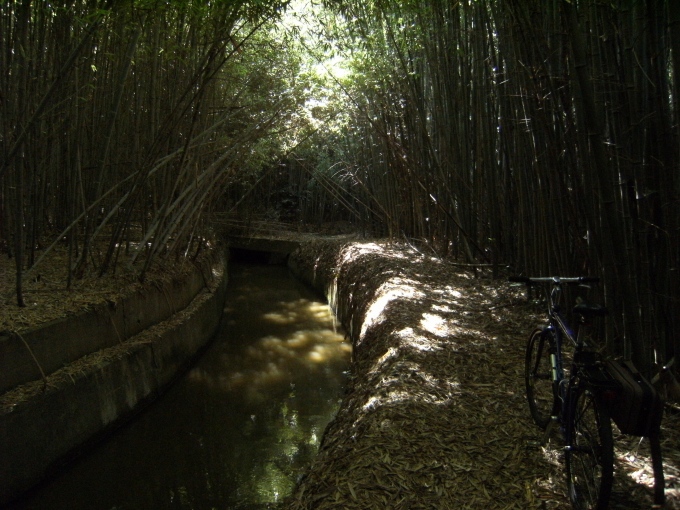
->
<box><xmin>545</xmin><ymin>281</ymin><xmax>581</xmax><ymax>410</ymax></box>
<box><xmin>511</xmin><ymin>275</ymin><xmax>665</xmax><ymax>509</ymax></box>
<box><xmin>517</xmin><ymin>276</ymin><xmax>600</xmax><ymax>441</ymax></box>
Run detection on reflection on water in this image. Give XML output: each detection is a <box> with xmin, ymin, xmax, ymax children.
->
<box><xmin>11</xmin><ymin>262</ymin><xmax>351</xmax><ymax>510</ymax></box>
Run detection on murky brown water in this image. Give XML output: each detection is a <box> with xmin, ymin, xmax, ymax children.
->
<box><xmin>10</xmin><ymin>261</ymin><xmax>351</xmax><ymax>510</ymax></box>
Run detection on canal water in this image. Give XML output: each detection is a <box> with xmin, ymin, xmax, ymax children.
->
<box><xmin>11</xmin><ymin>260</ymin><xmax>351</xmax><ymax>510</ymax></box>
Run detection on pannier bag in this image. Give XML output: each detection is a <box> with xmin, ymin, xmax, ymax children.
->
<box><xmin>605</xmin><ymin>359</ymin><xmax>664</xmax><ymax>437</ymax></box>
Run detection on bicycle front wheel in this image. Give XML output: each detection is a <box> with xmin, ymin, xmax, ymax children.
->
<box><xmin>565</xmin><ymin>387</ymin><xmax>613</xmax><ymax>510</ymax></box>
<box><xmin>525</xmin><ymin>328</ymin><xmax>557</xmax><ymax>428</ymax></box>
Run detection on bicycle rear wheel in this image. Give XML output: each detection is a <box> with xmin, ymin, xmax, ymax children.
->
<box><xmin>525</xmin><ymin>328</ymin><xmax>557</xmax><ymax>428</ymax></box>
<box><xmin>565</xmin><ymin>387</ymin><xmax>613</xmax><ymax>510</ymax></box>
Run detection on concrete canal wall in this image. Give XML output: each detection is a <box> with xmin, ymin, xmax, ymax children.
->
<box><xmin>0</xmin><ymin>252</ymin><xmax>228</xmax><ymax>505</ymax></box>
<box><xmin>0</xmin><ymin>253</ymin><xmax>222</xmax><ymax>395</ymax></box>
<box><xmin>0</xmin><ymin>235</ymin><xmax>350</xmax><ymax>506</ymax></box>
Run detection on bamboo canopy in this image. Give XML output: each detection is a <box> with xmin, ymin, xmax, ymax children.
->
<box><xmin>1</xmin><ymin>0</ymin><xmax>678</xmax><ymax>374</ymax></box>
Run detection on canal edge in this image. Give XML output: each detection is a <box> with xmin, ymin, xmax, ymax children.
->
<box><xmin>0</xmin><ymin>250</ymin><xmax>228</xmax><ymax>506</ymax></box>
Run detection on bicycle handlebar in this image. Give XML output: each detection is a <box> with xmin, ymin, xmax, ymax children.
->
<box><xmin>508</xmin><ymin>276</ymin><xmax>599</xmax><ymax>285</ymax></box>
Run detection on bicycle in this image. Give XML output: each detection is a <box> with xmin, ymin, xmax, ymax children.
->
<box><xmin>509</xmin><ymin>276</ymin><xmax>615</xmax><ymax>510</ymax></box>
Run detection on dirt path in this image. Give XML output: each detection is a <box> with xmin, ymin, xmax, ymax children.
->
<box><xmin>287</xmin><ymin>239</ymin><xmax>680</xmax><ymax>509</ymax></box>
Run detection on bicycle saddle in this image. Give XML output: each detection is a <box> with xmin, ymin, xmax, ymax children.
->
<box><xmin>572</xmin><ymin>303</ymin><xmax>608</xmax><ymax>317</ymax></box>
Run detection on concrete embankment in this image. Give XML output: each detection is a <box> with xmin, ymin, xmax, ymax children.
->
<box><xmin>0</xmin><ymin>251</ymin><xmax>228</xmax><ymax>505</ymax></box>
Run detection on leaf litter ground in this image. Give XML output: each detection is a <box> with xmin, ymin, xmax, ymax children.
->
<box><xmin>285</xmin><ymin>239</ymin><xmax>680</xmax><ymax>510</ymax></box>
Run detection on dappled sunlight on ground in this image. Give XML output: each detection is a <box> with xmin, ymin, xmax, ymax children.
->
<box><xmin>370</xmin><ymin>345</ymin><xmax>400</xmax><ymax>371</ymax></box>
<box><xmin>338</xmin><ymin>242</ymin><xmax>412</xmax><ymax>265</ymax></box>
<box><xmin>526</xmin><ymin>397</ymin><xmax>680</xmax><ymax>508</ymax></box>
<box><xmin>611</xmin><ymin>420</ymin><xmax>680</xmax><ymax>507</ymax></box>
<box><xmin>287</xmin><ymin>238</ymin><xmax>679</xmax><ymax>509</ymax></box>
<box><xmin>419</xmin><ymin>312</ymin><xmax>449</xmax><ymax>337</ymax></box>
<box><xmin>396</xmin><ymin>326</ymin><xmax>448</xmax><ymax>352</ymax></box>
<box><xmin>290</xmin><ymin>240</ymin><xmax>539</xmax><ymax>507</ymax></box>
<box><xmin>358</xmin><ymin>278</ymin><xmax>424</xmax><ymax>341</ymax></box>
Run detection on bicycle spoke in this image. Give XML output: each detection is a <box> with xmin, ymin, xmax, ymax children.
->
<box><xmin>566</xmin><ymin>389</ymin><xmax>613</xmax><ymax>510</ymax></box>
<box><xmin>525</xmin><ymin>329</ymin><xmax>556</xmax><ymax>429</ymax></box>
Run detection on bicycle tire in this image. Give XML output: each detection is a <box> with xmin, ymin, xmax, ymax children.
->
<box><xmin>565</xmin><ymin>387</ymin><xmax>614</xmax><ymax>510</ymax></box>
<box><xmin>525</xmin><ymin>328</ymin><xmax>558</xmax><ymax>428</ymax></box>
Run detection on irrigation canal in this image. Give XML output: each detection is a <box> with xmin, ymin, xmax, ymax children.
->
<box><xmin>10</xmin><ymin>258</ymin><xmax>352</xmax><ymax>510</ymax></box>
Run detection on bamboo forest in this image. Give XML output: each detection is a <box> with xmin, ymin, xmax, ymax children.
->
<box><xmin>1</xmin><ymin>1</ymin><xmax>679</xmax><ymax>379</ymax></box>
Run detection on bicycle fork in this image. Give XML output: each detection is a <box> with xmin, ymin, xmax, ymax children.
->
<box><xmin>529</xmin><ymin>328</ymin><xmax>564</xmax><ymax>447</ymax></box>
